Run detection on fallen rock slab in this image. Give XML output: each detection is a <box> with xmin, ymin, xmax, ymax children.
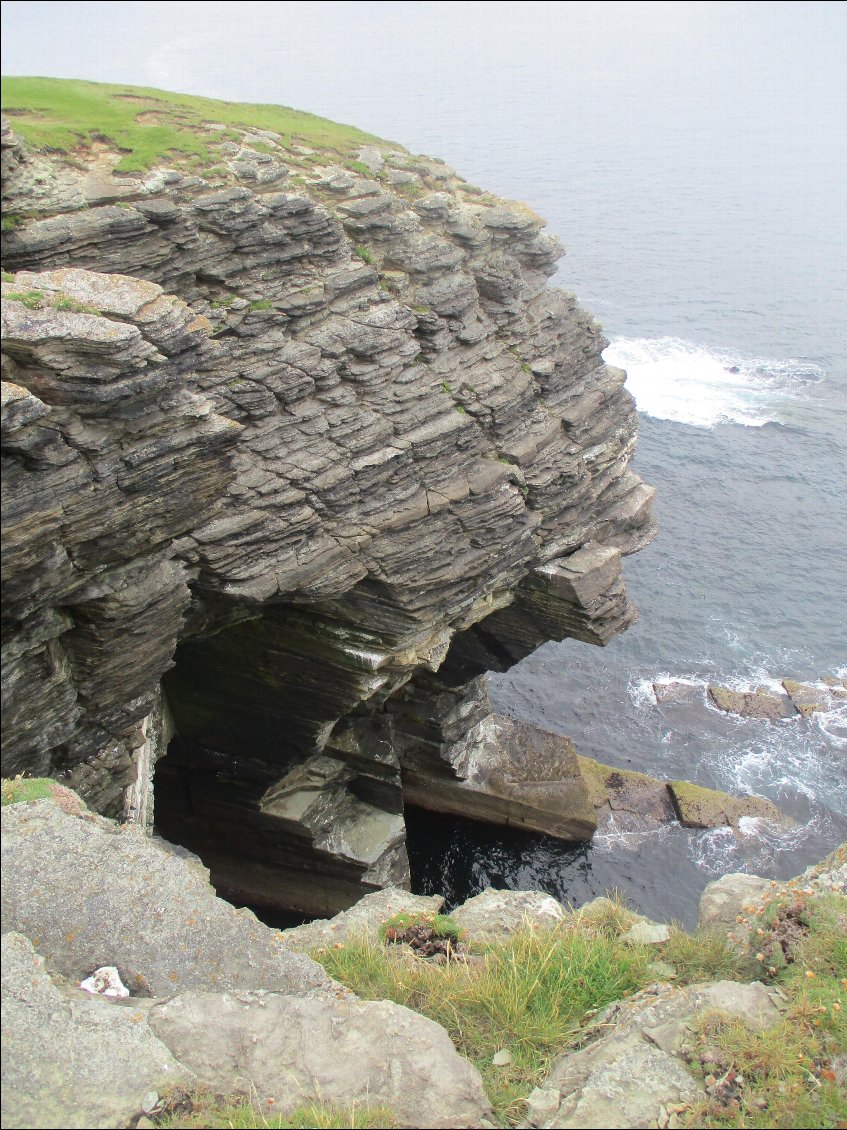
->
<box><xmin>707</xmin><ymin>685</ymin><xmax>796</xmax><ymax>720</ymax></box>
<box><xmin>148</xmin><ymin>990</ymin><xmax>492</xmax><ymax>1129</ymax></box>
<box><xmin>1</xmin><ymin>798</ymin><xmax>335</xmax><ymax>998</ymax></box>
<box><xmin>667</xmin><ymin>780</ymin><xmax>792</xmax><ymax>830</ymax></box>
<box><xmin>1</xmin><ymin>932</ymin><xmax>187</xmax><ymax>1130</ymax></box>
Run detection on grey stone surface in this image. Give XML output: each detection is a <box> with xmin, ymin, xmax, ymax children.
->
<box><xmin>281</xmin><ymin>887</ymin><xmax>444</xmax><ymax>951</ymax></box>
<box><xmin>148</xmin><ymin>990</ymin><xmax>492</xmax><ymax>1129</ymax></box>
<box><xmin>622</xmin><ymin>920</ymin><xmax>671</xmax><ymax>945</ymax></box>
<box><xmin>1</xmin><ymin>932</ymin><xmax>187</xmax><ymax>1130</ymax></box>
<box><xmin>451</xmin><ymin>888</ymin><xmax>567</xmax><ymax>943</ymax></box>
<box><xmin>525</xmin><ymin>980</ymin><xmax>785</xmax><ymax>1129</ymax></box>
<box><xmin>0</xmin><ymin>799</ymin><xmax>336</xmax><ymax>998</ymax></box>
<box><xmin>698</xmin><ymin>873</ymin><xmax>772</xmax><ymax>932</ymax></box>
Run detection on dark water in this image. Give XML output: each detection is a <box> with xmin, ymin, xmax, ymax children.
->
<box><xmin>6</xmin><ymin>2</ymin><xmax>845</xmax><ymax>924</ymax></box>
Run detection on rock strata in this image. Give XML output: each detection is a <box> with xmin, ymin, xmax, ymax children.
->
<box><xmin>2</xmin><ymin>86</ymin><xmax>654</xmax><ymax>913</ymax></box>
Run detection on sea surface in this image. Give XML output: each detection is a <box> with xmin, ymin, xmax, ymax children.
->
<box><xmin>5</xmin><ymin>1</ymin><xmax>845</xmax><ymax>925</ymax></box>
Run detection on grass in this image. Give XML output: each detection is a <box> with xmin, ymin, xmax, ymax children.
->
<box><xmin>1</xmin><ymin>775</ymin><xmax>59</xmax><ymax>805</ymax></box>
<box><xmin>679</xmin><ymin>892</ymin><xmax>847</xmax><ymax>1129</ymax></box>
<box><xmin>157</xmin><ymin>1089</ymin><xmax>395</xmax><ymax>1129</ymax></box>
<box><xmin>379</xmin><ymin>909</ymin><xmax>462</xmax><ymax>942</ymax></box>
<box><xmin>354</xmin><ymin>245</ymin><xmax>375</xmax><ymax>265</ymax></box>
<box><xmin>0</xmin><ymin>76</ymin><xmax>388</xmax><ymax>173</ymax></box>
<box><xmin>2</xmin><ymin>288</ymin><xmax>99</xmax><ymax>314</ymax></box>
<box><xmin>315</xmin><ymin>922</ymin><xmax>650</xmax><ymax>1124</ymax></box>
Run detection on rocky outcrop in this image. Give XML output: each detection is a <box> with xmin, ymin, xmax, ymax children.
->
<box><xmin>1</xmin><ymin>86</ymin><xmax>655</xmax><ymax>914</ymax></box>
<box><xmin>522</xmin><ymin>981</ymin><xmax>785</xmax><ymax>1129</ymax></box>
<box><xmin>0</xmin><ymin>794</ymin><xmax>492</xmax><ymax>1130</ymax></box>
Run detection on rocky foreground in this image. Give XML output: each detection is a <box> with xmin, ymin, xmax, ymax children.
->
<box><xmin>2</xmin><ymin>788</ymin><xmax>844</xmax><ymax>1129</ymax></box>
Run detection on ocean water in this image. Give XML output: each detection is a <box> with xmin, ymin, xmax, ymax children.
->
<box><xmin>5</xmin><ymin>1</ymin><xmax>846</xmax><ymax>924</ymax></box>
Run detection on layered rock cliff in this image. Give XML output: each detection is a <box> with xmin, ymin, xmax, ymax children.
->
<box><xmin>1</xmin><ymin>81</ymin><xmax>655</xmax><ymax>915</ymax></box>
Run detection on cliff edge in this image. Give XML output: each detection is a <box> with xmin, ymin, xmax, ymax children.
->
<box><xmin>1</xmin><ymin>78</ymin><xmax>655</xmax><ymax>914</ymax></box>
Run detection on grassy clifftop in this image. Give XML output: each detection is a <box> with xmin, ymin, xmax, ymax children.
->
<box><xmin>0</xmin><ymin>76</ymin><xmax>385</xmax><ymax>172</ymax></box>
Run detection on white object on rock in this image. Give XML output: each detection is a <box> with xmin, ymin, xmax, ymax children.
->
<box><xmin>80</xmin><ymin>966</ymin><xmax>130</xmax><ymax>998</ymax></box>
<box><xmin>492</xmin><ymin>1048</ymin><xmax>513</xmax><ymax>1066</ymax></box>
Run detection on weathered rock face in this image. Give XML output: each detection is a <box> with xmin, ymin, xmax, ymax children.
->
<box><xmin>1</xmin><ymin>100</ymin><xmax>655</xmax><ymax>914</ymax></box>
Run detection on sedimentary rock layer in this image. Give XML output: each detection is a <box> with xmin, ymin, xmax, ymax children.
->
<box><xmin>1</xmin><ymin>97</ymin><xmax>655</xmax><ymax>913</ymax></box>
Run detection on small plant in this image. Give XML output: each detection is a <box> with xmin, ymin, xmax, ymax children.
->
<box><xmin>1</xmin><ymin>214</ymin><xmax>24</xmax><ymax>231</ymax></box>
<box><xmin>52</xmin><ymin>296</ymin><xmax>100</xmax><ymax>314</ymax></box>
<box><xmin>1</xmin><ymin>776</ymin><xmax>60</xmax><ymax>806</ymax></box>
<box><xmin>346</xmin><ymin>160</ymin><xmax>372</xmax><ymax>177</ymax></box>
<box><xmin>2</xmin><ymin>269</ymin><xmax>17</xmax><ymax>282</ymax></box>
<box><xmin>211</xmin><ymin>293</ymin><xmax>237</xmax><ymax>308</ymax></box>
<box><xmin>248</xmin><ymin>299</ymin><xmax>273</xmax><ymax>311</ymax></box>
<box><xmin>354</xmin><ymin>244</ymin><xmax>375</xmax><ymax>266</ymax></box>
<box><xmin>441</xmin><ymin>381</ymin><xmax>452</xmax><ymax>394</ymax></box>
<box><xmin>4</xmin><ymin>289</ymin><xmax>45</xmax><ymax>309</ymax></box>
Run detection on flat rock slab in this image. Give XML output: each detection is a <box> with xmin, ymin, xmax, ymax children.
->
<box><xmin>451</xmin><ymin>889</ymin><xmax>568</xmax><ymax>943</ymax></box>
<box><xmin>524</xmin><ymin>980</ymin><xmax>785</xmax><ymax>1129</ymax></box>
<box><xmin>1</xmin><ymin>932</ymin><xmax>187</xmax><ymax>1130</ymax></box>
<box><xmin>708</xmin><ymin>685</ymin><xmax>797</xmax><ymax>720</ymax></box>
<box><xmin>281</xmin><ymin>887</ymin><xmax>443</xmax><ymax>952</ymax></box>
<box><xmin>667</xmin><ymin>780</ymin><xmax>792</xmax><ymax>830</ymax></box>
<box><xmin>652</xmin><ymin>680</ymin><xmax>703</xmax><ymax>705</ymax></box>
<box><xmin>148</xmin><ymin>990</ymin><xmax>492</xmax><ymax>1129</ymax></box>
<box><xmin>1</xmin><ymin>799</ymin><xmax>334</xmax><ymax>998</ymax></box>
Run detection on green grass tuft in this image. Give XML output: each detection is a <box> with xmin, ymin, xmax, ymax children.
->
<box><xmin>1</xmin><ymin>776</ymin><xmax>60</xmax><ymax>805</ymax></box>
<box><xmin>354</xmin><ymin>244</ymin><xmax>375</xmax><ymax>265</ymax></box>
<box><xmin>156</xmin><ymin>1088</ymin><xmax>394</xmax><ymax>1129</ymax></box>
<box><xmin>315</xmin><ymin>923</ymin><xmax>649</xmax><ymax>1124</ymax></box>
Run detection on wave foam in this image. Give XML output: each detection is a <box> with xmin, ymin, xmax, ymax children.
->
<box><xmin>603</xmin><ymin>336</ymin><xmax>825</xmax><ymax>428</ymax></box>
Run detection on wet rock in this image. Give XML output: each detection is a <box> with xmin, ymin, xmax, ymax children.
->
<box><xmin>577</xmin><ymin>754</ymin><xmax>677</xmax><ymax>832</ymax></box>
<box><xmin>707</xmin><ymin>685</ymin><xmax>797</xmax><ymax>720</ymax></box>
<box><xmin>652</xmin><ymin>680</ymin><xmax>702</xmax><ymax>704</ymax></box>
<box><xmin>451</xmin><ymin>889</ymin><xmax>567</xmax><ymax>943</ymax></box>
<box><xmin>148</xmin><ymin>991</ymin><xmax>492</xmax><ymax>1129</ymax></box>
<box><xmin>1</xmin><ymin>932</ymin><xmax>187</xmax><ymax>1130</ymax></box>
<box><xmin>782</xmin><ymin>678</ymin><xmax>847</xmax><ymax>717</ymax></box>
<box><xmin>667</xmin><ymin>780</ymin><xmax>792</xmax><ymax>829</ymax></box>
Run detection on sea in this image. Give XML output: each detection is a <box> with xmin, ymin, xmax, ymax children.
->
<box><xmin>4</xmin><ymin>0</ymin><xmax>845</xmax><ymax>925</ymax></box>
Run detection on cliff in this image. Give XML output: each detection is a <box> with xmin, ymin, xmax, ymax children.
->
<box><xmin>1</xmin><ymin>78</ymin><xmax>655</xmax><ymax>915</ymax></box>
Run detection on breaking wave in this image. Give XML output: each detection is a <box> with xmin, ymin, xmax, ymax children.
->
<box><xmin>604</xmin><ymin>336</ymin><xmax>825</xmax><ymax>428</ymax></box>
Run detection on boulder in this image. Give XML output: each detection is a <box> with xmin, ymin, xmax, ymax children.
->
<box><xmin>577</xmin><ymin>754</ymin><xmax>676</xmax><ymax>832</ymax></box>
<box><xmin>281</xmin><ymin>887</ymin><xmax>444</xmax><ymax>952</ymax></box>
<box><xmin>1</xmin><ymin>932</ymin><xmax>187</xmax><ymax>1130</ymax></box>
<box><xmin>451</xmin><ymin>888</ymin><xmax>568</xmax><ymax>943</ymax></box>
<box><xmin>698</xmin><ymin>873</ymin><xmax>772</xmax><ymax>932</ymax></box>
<box><xmin>147</xmin><ymin>990</ymin><xmax>492</xmax><ymax>1129</ymax></box>
<box><xmin>783</xmin><ymin>678</ymin><xmax>847</xmax><ymax>717</ymax></box>
<box><xmin>0</xmin><ymin>798</ymin><xmax>335</xmax><ymax>998</ymax></box>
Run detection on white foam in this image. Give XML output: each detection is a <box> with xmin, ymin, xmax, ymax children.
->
<box><xmin>604</xmin><ymin>336</ymin><xmax>824</xmax><ymax>428</ymax></box>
